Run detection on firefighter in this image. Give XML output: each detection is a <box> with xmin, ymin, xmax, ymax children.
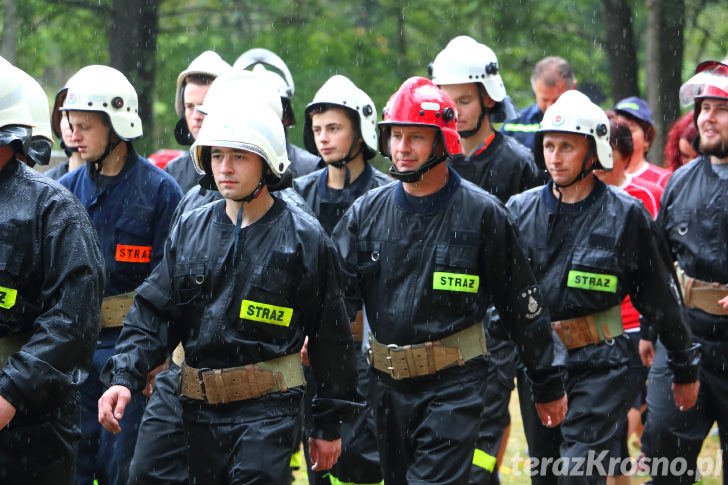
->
<box><xmin>54</xmin><ymin>65</ymin><xmax>183</xmax><ymax>485</ymax></box>
<box><xmin>234</xmin><ymin>47</ymin><xmax>324</xmax><ymax>176</ymax></box>
<box><xmin>642</xmin><ymin>60</ymin><xmax>728</xmax><ymax>484</ymax></box>
<box><xmin>430</xmin><ymin>36</ymin><xmax>546</xmax><ymax>484</ymax></box>
<box><xmin>0</xmin><ymin>65</ymin><xmax>105</xmax><ymax>484</ymax></box>
<box><xmin>164</xmin><ymin>50</ymin><xmax>232</xmax><ymax>193</ymax></box>
<box><xmin>332</xmin><ymin>77</ymin><xmax>568</xmax><ymax>485</ymax></box>
<box><xmin>98</xmin><ymin>100</ymin><xmax>362</xmax><ymax>483</ymax></box>
<box><xmin>295</xmin><ymin>74</ymin><xmax>391</xmax><ymax>485</ymax></box>
<box><xmin>505</xmin><ymin>90</ymin><xmax>700</xmax><ymax>485</ymax></box>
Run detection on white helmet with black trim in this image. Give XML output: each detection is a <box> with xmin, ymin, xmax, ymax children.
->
<box><xmin>233</xmin><ymin>48</ymin><xmax>297</xmax><ymax>126</ymax></box>
<box><xmin>54</xmin><ymin>65</ymin><xmax>142</xmax><ymax>141</ymax></box>
<box><xmin>191</xmin><ymin>101</ymin><xmax>290</xmax><ymax>194</ymax></box>
<box><xmin>197</xmin><ymin>70</ymin><xmax>283</xmax><ymax>121</ymax></box>
<box><xmin>303</xmin><ymin>75</ymin><xmax>377</xmax><ymax>163</ymax></box>
<box><xmin>535</xmin><ymin>89</ymin><xmax>612</xmax><ymax>175</ymax></box>
<box><xmin>175</xmin><ymin>50</ymin><xmax>231</xmax><ymax>118</ymax></box>
<box><xmin>0</xmin><ymin>66</ymin><xmax>34</xmax><ymax>156</ymax></box>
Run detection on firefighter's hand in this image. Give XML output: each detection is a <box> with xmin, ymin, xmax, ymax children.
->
<box><xmin>309</xmin><ymin>437</ymin><xmax>341</xmax><ymax>471</ymax></box>
<box><xmin>672</xmin><ymin>381</ymin><xmax>699</xmax><ymax>411</ymax></box>
<box><xmin>639</xmin><ymin>339</ymin><xmax>655</xmax><ymax>367</ymax></box>
<box><xmin>535</xmin><ymin>394</ymin><xmax>568</xmax><ymax>428</ymax></box>
<box><xmin>98</xmin><ymin>385</ymin><xmax>131</xmax><ymax>434</ymax></box>
<box><xmin>0</xmin><ymin>394</ymin><xmax>16</xmax><ymax>430</ymax></box>
<box><xmin>719</xmin><ymin>295</ymin><xmax>728</xmax><ymax>311</ymax></box>
<box><xmin>301</xmin><ymin>336</ymin><xmax>310</xmax><ymax>366</ymax></box>
<box><xmin>143</xmin><ymin>360</ymin><xmax>170</xmax><ymax>398</ymax></box>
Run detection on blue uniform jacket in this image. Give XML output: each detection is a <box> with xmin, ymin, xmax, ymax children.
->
<box><xmin>60</xmin><ymin>149</ymin><xmax>183</xmax><ymax>297</ymax></box>
<box><xmin>500</xmin><ymin>103</ymin><xmax>543</xmax><ymax>154</ymax></box>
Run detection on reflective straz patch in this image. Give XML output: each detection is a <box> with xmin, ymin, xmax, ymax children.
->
<box><xmin>240</xmin><ymin>300</ymin><xmax>293</xmax><ymax>327</ymax></box>
<box><xmin>0</xmin><ymin>285</ymin><xmax>17</xmax><ymax>309</ymax></box>
<box><xmin>115</xmin><ymin>245</ymin><xmax>152</xmax><ymax>263</ymax></box>
<box><xmin>567</xmin><ymin>270</ymin><xmax>617</xmax><ymax>293</ymax></box>
<box><xmin>433</xmin><ymin>272</ymin><xmax>479</xmax><ymax>293</ymax></box>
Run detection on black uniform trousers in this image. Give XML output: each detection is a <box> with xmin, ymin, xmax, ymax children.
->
<box><xmin>0</xmin><ymin>399</ymin><xmax>80</xmax><ymax>485</ymax></box>
<box><xmin>369</xmin><ymin>361</ymin><xmax>487</xmax><ymax>485</ymax></box>
<box><xmin>644</xmin><ymin>339</ymin><xmax>728</xmax><ymax>485</ymax></box>
<box><xmin>518</xmin><ymin>342</ymin><xmax>630</xmax><ymax>485</ymax></box>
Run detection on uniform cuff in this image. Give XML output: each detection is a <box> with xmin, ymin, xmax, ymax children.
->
<box><xmin>0</xmin><ymin>373</ymin><xmax>24</xmax><ymax>411</ymax></box>
<box><xmin>666</xmin><ymin>343</ymin><xmax>701</xmax><ymax>384</ymax></box>
<box><xmin>310</xmin><ymin>419</ymin><xmax>341</xmax><ymax>442</ymax></box>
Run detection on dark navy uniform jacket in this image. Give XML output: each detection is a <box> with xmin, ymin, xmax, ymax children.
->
<box><xmin>500</xmin><ymin>103</ymin><xmax>543</xmax><ymax>154</ymax></box>
<box><xmin>293</xmin><ymin>163</ymin><xmax>393</xmax><ymax>234</ymax></box>
<box><xmin>333</xmin><ymin>167</ymin><xmax>566</xmax><ymax>402</ymax></box>
<box><xmin>657</xmin><ymin>155</ymin><xmax>728</xmax><ymax>364</ymax></box>
<box><xmin>60</xmin><ymin>149</ymin><xmax>183</xmax><ymax>297</ymax></box>
<box><xmin>506</xmin><ymin>179</ymin><xmax>699</xmax><ymax>381</ymax></box>
<box><xmin>0</xmin><ymin>159</ymin><xmax>105</xmax><ymax>416</ymax></box>
<box><xmin>103</xmin><ymin>195</ymin><xmax>361</xmax><ymax>440</ymax></box>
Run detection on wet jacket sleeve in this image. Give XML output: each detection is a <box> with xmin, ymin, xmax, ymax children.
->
<box><xmin>151</xmin><ymin>178</ymin><xmax>183</xmax><ymax>268</ymax></box>
<box><xmin>101</xmin><ymin>234</ymin><xmax>179</xmax><ymax>392</ymax></box>
<box><xmin>631</xmin><ymin>205</ymin><xmax>700</xmax><ymax>383</ymax></box>
<box><xmin>304</xmin><ymin>234</ymin><xmax>363</xmax><ymax>440</ymax></box>
<box><xmin>330</xmin><ymin>207</ymin><xmax>363</xmax><ymax>322</ymax></box>
<box><xmin>500</xmin><ymin>202</ymin><xmax>567</xmax><ymax>403</ymax></box>
<box><xmin>0</xmin><ymin>211</ymin><xmax>105</xmax><ymax>411</ymax></box>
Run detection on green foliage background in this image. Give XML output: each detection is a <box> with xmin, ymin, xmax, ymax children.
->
<box><xmin>5</xmin><ymin>0</ymin><xmax>728</xmax><ymax>157</ymax></box>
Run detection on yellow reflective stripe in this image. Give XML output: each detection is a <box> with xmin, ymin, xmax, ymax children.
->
<box><xmin>502</xmin><ymin>123</ymin><xmax>540</xmax><ymax>133</ymax></box>
<box><xmin>239</xmin><ymin>300</ymin><xmax>293</xmax><ymax>326</ymax></box>
<box><xmin>289</xmin><ymin>449</ymin><xmax>303</xmax><ymax>469</ymax></box>
<box><xmin>0</xmin><ymin>286</ymin><xmax>17</xmax><ymax>310</ymax></box>
<box><xmin>433</xmin><ymin>272</ymin><xmax>479</xmax><ymax>293</ymax></box>
<box><xmin>567</xmin><ymin>270</ymin><xmax>617</xmax><ymax>293</ymax></box>
<box><xmin>473</xmin><ymin>448</ymin><xmax>497</xmax><ymax>472</ymax></box>
<box><xmin>326</xmin><ymin>474</ymin><xmax>384</xmax><ymax>485</ymax></box>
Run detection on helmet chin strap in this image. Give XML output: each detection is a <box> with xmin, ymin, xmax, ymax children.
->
<box><xmin>458</xmin><ymin>89</ymin><xmax>488</xmax><ymax>139</ymax></box>
<box><xmin>548</xmin><ymin>147</ymin><xmax>595</xmax><ymax>240</ymax></box>
<box><xmin>326</xmin><ymin>138</ymin><xmax>363</xmax><ymax>188</ymax></box>
<box><xmin>64</xmin><ymin>111</ymin><xmax>120</xmax><ymax>175</ymax></box>
<box><xmin>389</xmin><ymin>138</ymin><xmax>447</xmax><ymax>183</ymax></box>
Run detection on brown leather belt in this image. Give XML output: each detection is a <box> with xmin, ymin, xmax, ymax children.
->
<box><xmin>180</xmin><ymin>352</ymin><xmax>305</xmax><ymax>405</ymax></box>
<box><xmin>100</xmin><ymin>292</ymin><xmax>135</xmax><ymax>328</ymax></box>
<box><xmin>350</xmin><ymin>311</ymin><xmax>364</xmax><ymax>342</ymax></box>
<box><xmin>551</xmin><ymin>305</ymin><xmax>623</xmax><ymax>350</ymax></box>
<box><xmin>367</xmin><ymin>322</ymin><xmax>487</xmax><ymax>380</ymax></box>
<box><xmin>675</xmin><ymin>263</ymin><xmax>728</xmax><ymax>316</ymax></box>
<box><xmin>0</xmin><ymin>330</ymin><xmax>33</xmax><ymax>370</ymax></box>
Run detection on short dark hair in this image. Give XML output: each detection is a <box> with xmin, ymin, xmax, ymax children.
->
<box><xmin>606</xmin><ymin>110</ymin><xmax>635</xmax><ymax>166</ymax></box>
<box><xmin>308</xmin><ymin>104</ymin><xmax>360</xmax><ymax>135</ymax></box>
<box><xmin>184</xmin><ymin>73</ymin><xmax>216</xmax><ymax>87</ymax></box>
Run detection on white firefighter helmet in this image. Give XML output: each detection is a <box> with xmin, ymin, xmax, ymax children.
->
<box><xmin>233</xmin><ymin>48</ymin><xmax>294</xmax><ymax>99</ymax></box>
<box><xmin>55</xmin><ymin>65</ymin><xmax>142</xmax><ymax>141</ymax></box>
<box><xmin>174</xmin><ymin>50</ymin><xmax>232</xmax><ymax>118</ymax></box>
<box><xmin>0</xmin><ymin>66</ymin><xmax>34</xmax><ymax>130</ymax></box>
<box><xmin>429</xmin><ymin>35</ymin><xmax>506</xmax><ymax>103</ymax></box>
<box><xmin>191</xmin><ymin>101</ymin><xmax>290</xmax><ymax>183</ymax></box>
<box><xmin>535</xmin><ymin>90</ymin><xmax>612</xmax><ymax>171</ymax></box>
<box><xmin>197</xmin><ymin>70</ymin><xmax>283</xmax><ymax>121</ymax></box>
<box><xmin>15</xmin><ymin>67</ymin><xmax>53</xmax><ymax>144</ymax></box>
<box><xmin>303</xmin><ymin>75</ymin><xmax>378</xmax><ymax>160</ymax></box>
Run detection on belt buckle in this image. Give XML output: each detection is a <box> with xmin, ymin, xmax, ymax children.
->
<box><xmin>385</xmin><ymin>343</ymin><xmax>402</xmax><ymax>380</ymax></box>
<box><xmin>196</xmin><ymin>367</ymin><xmax>213</xmax><ymax>402</ymax></box>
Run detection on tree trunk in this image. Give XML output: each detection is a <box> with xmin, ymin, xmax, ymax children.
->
<box><xmin>109</xmin><ymin>0</ymin><xmax>159</xmax><ymax>154</ymax></box>
<box><xmin>646</xmin><ymin>0</ymin><xmax>685</xmax><ymax>166</ymax></box>
<box><xmin>1</xmin><ymin>0</ymin><xmax>18</xmax><ymax>64</ymax></box>
<box><xmin>603</xmin><ymin>0</ymin><xmax>639</xmax><ymax>101</ymax></box>
<box><xmin>395</xmin><ymin>4</ymin><xmax>408</xmax><ymax>80</ymax></box>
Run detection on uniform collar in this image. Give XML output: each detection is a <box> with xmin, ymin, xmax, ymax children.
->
<box><xmin>541</xmin><ymin>177</ymin><xmax>606</xmax><ymax>213</ymax></box>
<box><xmin>394</xmin><ymin>166</ymin><xmax>461</xmax><ymax>214</ymax></box>
<box><xmin>318</xmin><ymin>162</ymin><xmax>374</xmax><ymax>201</ymax></box>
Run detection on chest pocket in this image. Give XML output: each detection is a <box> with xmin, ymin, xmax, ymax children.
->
<box><xmin>238</xmin><ymin>265</ymin><xmax>295</xmax><ymax>342</ymax></box>
<box><xmin>356</xmin><ymin>240</ymin><xmax>382</xmax><ymax>279</ymax></box>
<box><xmin>172</xmin><ymin>260</ymin><xmax>208</xmax><ymax>305</ymax></box>
<box><xmin>114</xmin><ymin>207</ymin><xmax>155</xmax><ymax>264</ymax></box>
<box><xmin>568</xmin><ymin>245</ymin><xmax>620</xmax><ymax>295</ymax></box>
<box><xmin>431</xmin><ymin>243</ymin><xmax>480</xmax><ymax>315</ymax></box>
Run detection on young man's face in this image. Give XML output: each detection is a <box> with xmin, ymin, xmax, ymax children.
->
<box><xmin>389</xmin><ymin>125</ymin><xmax>437</xmax><ymax>173</ymax></box>
<box><xmin>184</xmin><ymin>82</ymin><xmax>210</xmax><ymax>140</ymax></box>
<box><xmin>210</xmin><ymin>146</ymin><xmax>265</xmax><ymax>200</ymax></box>
<box><xmin>311</xmin><ymin>108</ymin><xmax>359</xmax><ymax>164</ymax></box>
<box><xmin>67</xmin><ymin>111</ymin><xmax>112</xmax><ymax>161</ymax></box>
<box><xmin>697</xmin><ymin>97</ymin><xmax>728</xmax><ymax>157</ymax></box>
<box><xmin>439</xmin><ymin>83</ymin><xmax>494</xmax><ymax>135</ymax></box>
<box><xmin>533</xmin><ymin>78</ymin><xmax>569</xmax><ymax>114</ymax></box>
<box><xmin>542</xmin><ymin>132</ymin><xmax>591</xmax><ymax>186</ymax></box>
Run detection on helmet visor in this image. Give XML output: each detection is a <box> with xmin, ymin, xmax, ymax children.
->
<box><xmin>680</xmin><ymin>68</ymin><xmax>728</xmax><ymax>106</ymax></box>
